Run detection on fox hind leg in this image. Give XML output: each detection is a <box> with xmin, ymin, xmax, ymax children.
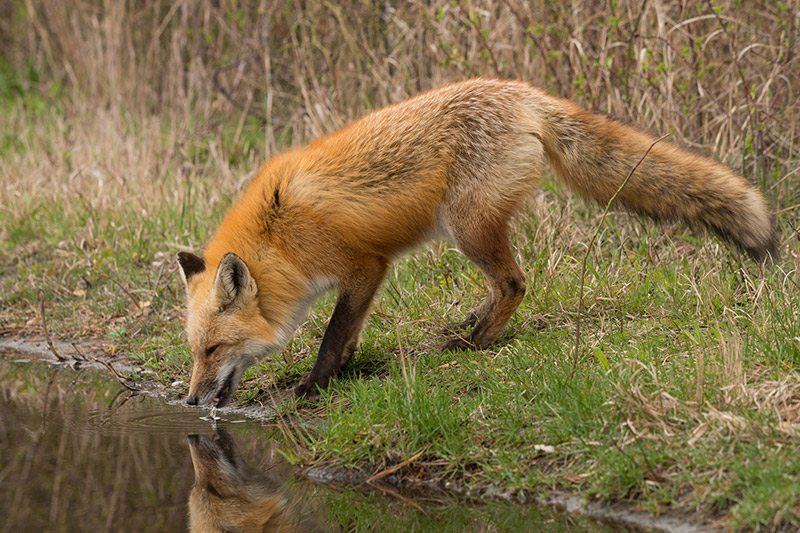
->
<box><xmin>443</xmin><ymin>219</ymin><xmax>527</xmax><ymax>351</ymax></box>
<box><xmin>440</xmin><ymin>311</ymin><xmax>479</xmax><ymax>335</ymax></box>
<box><xmin>438</xmin><ymin>130</ymin><xmax>542</xmax><ymax>349</ymax></box>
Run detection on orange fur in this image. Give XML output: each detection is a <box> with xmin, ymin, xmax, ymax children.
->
<box><xmin>188</xmin><ymin>430</ymin><xmax>315</xmax><ymax>532</ymax></box>
<box><xmin>178</xmin><ymin>78</ymin><xmax>776</xmax><ymax>405</ymax></box>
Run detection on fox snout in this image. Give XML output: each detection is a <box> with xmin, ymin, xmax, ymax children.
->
<box><xmin>186</xmin><ymin>364</ymin><xmax>240</xmax><ymax>408</ymax></box>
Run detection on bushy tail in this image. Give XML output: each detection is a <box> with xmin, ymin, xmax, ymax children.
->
<box><xmin>535</xmin><ymin>96</ymin><xmax>777</xmax><ymax>262</ymax></box>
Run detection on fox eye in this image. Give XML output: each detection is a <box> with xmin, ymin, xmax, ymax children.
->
<box><xmin>205</xmin><ymin>344</ymin><xmax>220</xmax><ymax>357</ymax></box>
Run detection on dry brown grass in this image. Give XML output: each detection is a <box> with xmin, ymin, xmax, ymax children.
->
<box><xmin>2</xmin><ymin>0</ymin><xmax>798</xmax><ymax>215</ymax></box>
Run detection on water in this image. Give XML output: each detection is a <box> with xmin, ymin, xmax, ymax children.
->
<box><xmin>0</xmin><ymin>354</ymin><xmax>625</xmax><ymax>532</ymax></box>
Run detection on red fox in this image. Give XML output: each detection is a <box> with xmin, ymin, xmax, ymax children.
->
<box><xmin>178</xmin><ymin>78</ymin><xmax>776</xmax><ymax>406</ymax></box>
<box><xmin>187</xmin><ymin>429</ymin><xmax>318</xmax><ymax>532</ymax></box>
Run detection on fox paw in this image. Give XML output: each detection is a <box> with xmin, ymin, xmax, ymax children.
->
<box><xmin>439</xmin><ymin>313</ymin><xmax>478</xmax><ymax>335</ymax></box>
<box><xmin>293</xmin><ymin>377</ymin><xmax>322</xmax><ymax>399</ymax></box>
<box><xmin>441</xmin><ymin>336</ymin><xmax>476</xmax><ymax>352</ymax></box>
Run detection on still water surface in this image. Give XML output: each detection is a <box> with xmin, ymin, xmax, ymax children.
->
<box><xmin>0</xmin><ymin>354</ymin><xmax>622</xmax><ymax>532</ymax></box>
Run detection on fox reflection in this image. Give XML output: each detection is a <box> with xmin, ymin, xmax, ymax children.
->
<box><xmin>187</xmin><ymin>429</ymin><xmax>318</xmax><ymax>533</ymax></box>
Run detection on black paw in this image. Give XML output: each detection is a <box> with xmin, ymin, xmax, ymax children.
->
<box><xmin>439</xmin><ymin>313</ymin><xmax>478</xmax><ymax>335</ymax></box>
<box><xmin>441</xmin><ymin>336</ymin><xmax>476</xmax><ymax>352</ymax></box>
<box><xmin>293</xmin><ymin>377</ymin><xmax>322</xmax><ymax>400</ymax></box>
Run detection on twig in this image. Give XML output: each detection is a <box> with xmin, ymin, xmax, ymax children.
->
<box><xmin>623</xmin><ymin>0</ymin><xmax>650</xmax><ymax>104</ymax></box>
<box><xmin>704</xmin><ymin>0</ymin><xmax>761</xmax><ymax>181</ymax></box>
<box><xmin>68</xmin><ymin>340</ymin><xmax>89</xmax><ymax>361</ymax></box>
<box><xmin>367</xmin><ymin>480</ymin><xmax>427</xmax><ymax>514</ymax></box>
<box><xmin>212</xmin><ymin>55</ymin><xmax>267</xmax><ymax>122</ymax></box>
<box><xmin>84</xmin><ymin>353</ymin><xmax>140</xmax><ymax>392</ymax></box>
<box><xmin>102</xmin><ymin>271</ymin><xmax>141</xmax><ymax>312</ymax></box>
<box><xmin>571</xmin><ymin>134</ymin><xmax>670</xmax><ymax>378</ymax></box>
<box><xmin>151</xmin><ymin>259</ymin><xmax>167</xmax><ymax>298</ymax></box>
<box><xmin>366</xmin><ymin>448</ymin><xmax>427</xmax><ymax>484</ymax></box>
<box><xmin>38</xmin><ymin>291</ymin><xmax>67</xmax><ymax>361</ymax></box>
<box><xmin>458</xmin><ymin>0</ymin><xmax>501</xmax><ymax>74</ymax></box>
<box><xmin>501</xmin><ymin>0</ymin><xmax>561</xmax><ymax>91</ymax></box>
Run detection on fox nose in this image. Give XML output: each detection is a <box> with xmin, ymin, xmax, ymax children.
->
<box><xmin>186</xmin><ymin>395</ymin><xmax>199</xmax><ymax>406</ymax></box>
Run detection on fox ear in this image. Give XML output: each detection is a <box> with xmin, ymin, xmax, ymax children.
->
<box><xmin>213</xmin><ymin>253</ymin><xmax>257</xmax><ymax>308</ymax></box>
<box><xmin>177</xmin><ymin>252</ymin><xmax>206</xmax><ymax>289</ymax></box>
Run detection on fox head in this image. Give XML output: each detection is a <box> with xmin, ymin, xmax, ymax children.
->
<box><xmin>187</xmin><ymin>430</ymin><xmax>295</xmax><ymax>533</ymax></box>
<box><xmin>177</xmin><ymin>251</ymin><xmax>287</xmax><ymax>408</ymax></box>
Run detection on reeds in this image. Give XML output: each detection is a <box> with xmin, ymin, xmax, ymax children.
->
<box><xmin>2</xmin><ymin>1</ymin><xmax>797</xmax><ymax>210</ymax></box>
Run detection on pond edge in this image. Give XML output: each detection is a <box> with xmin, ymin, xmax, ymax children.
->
<box><xmin>0</xmin><ymin>334</ymin><xmax>717</xmax><ymax>533</ymax></box>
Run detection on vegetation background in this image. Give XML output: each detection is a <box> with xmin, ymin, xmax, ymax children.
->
<box><xmin>1</xmin><ymin>1</ymin><xmax>799</xmax><ymax>530</ymax></box>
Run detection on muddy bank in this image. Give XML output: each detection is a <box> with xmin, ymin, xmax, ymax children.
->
<box><xmin>0</xmin><ymin>334</ymin><xmax>716</xmax><ymax>532</ymax></box>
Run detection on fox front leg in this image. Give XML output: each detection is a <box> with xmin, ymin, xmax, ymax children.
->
<box><xmin>294</xmin><ymin>261</ymin><xmax>387</xmax><ymax>397</ymax></box>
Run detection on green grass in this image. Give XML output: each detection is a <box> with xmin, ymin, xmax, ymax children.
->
<box><xmin>4</xmin><ymin>162</ymin><xmax>800</xmax><ymax>530</ymax></box>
